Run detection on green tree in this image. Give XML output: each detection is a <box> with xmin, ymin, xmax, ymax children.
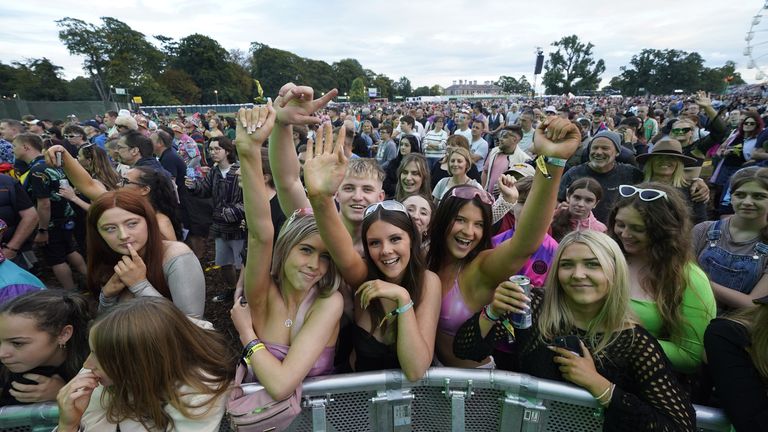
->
<box><xmin>11</xmin><ymin>58</ymin><xmax>69</xmax><ymax>101</ymax></box>
<box><xmin>393</xmin><ymin>76</ymin><xmax>412</xmax><ymax>97</ymax></box>
<box><xmin>412</xmin><ymin>86</ymin><xmax>431</xmax><ymax>97</ymax></box>
<box><xmin>371</xmin><ymin>74</ymin><xmax>394</xmax><ymax>99</ymax></box>
<box><xmin>350</xmin><ymin>77</ymin><xmax>368</xmax><ymax>103</ymax></box>
<box><xmin>542</xmin><ymin>35</ymin><xmax>605</xmax><ymax>95</ymax></box>
<box><xmin>495</xmin><ymin>75</ymin><xmax>520</xmax><ymax>93</ymax></box>
<box><xmin>609</xmin><ymin>49</ymin><xmax>742</xmax><ymax>95</ymax></box>
<box><xmin>429</xmin><ymin>85</ymin><xmax>444</xmax><ymax>96</ymax></box>
<box><xmin>157</xmin><ymin>69</ymin><xmax>201</xmax><ymax>104</ymax></box>
<box><xmin>67</xmin><ymin>76</ymin><xmax>99</xmax><ymax>100</ymax></box>
<box><xmin>332</xmin><ymin>59</ymin><xmax>365</xmax><ymax>95</ymax></box>
<box><xmin>57</xmin><ymin>17</ymin><xmax>164</xmax><ymax>101</ymax></box>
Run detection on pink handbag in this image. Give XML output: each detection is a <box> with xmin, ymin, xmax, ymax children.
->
<box><xmin>227</xmin><ymin>363</ymin><xmax>303</xmax><ymax>432</ymax></box>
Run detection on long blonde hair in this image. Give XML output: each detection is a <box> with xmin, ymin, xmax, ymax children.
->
<box><xmin>538</xmin><ymin>230</ymin><xmax>636</xmax><ymax>356</ymax></box>
<box><xmin>727</xmin><ymin>305</ymin><xmax>768</xmax><ymax>379</ymax></box>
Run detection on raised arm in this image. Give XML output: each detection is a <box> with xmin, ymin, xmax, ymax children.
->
<box><xmin>304</xmin><ymin>123</ymin><xmax>368</xmax><ymax>287</ymax></box>
<box><xmin>268</xmin><ymin>84</ymin><xmax>339</xmax><ymax>215</ymax></box>
<box><xmin>469</xmin><ymin>119</ymin><xmax>580</xmax><ymax>291</ymax></box>
<box><xmin>235</xmin><ymin>103</ymin><xmax>278</xmax><ymax>307</ymax></box>
<box><xmin>45</xmin><ymin>144</ymin><xmax>106</xmax><ymax>200</ymax></box>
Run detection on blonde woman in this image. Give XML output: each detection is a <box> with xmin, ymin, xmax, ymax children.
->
<box><xmin>455</xmin><ymin>230</ymin><xmax>696</xmax><ymax>431</ymax></box>
<box><xmin>431</xmin><ymin>147</ymin><xmax>481</xmax><ymax>204</ymax></box>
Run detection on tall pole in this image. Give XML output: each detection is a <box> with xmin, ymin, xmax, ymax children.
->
<box><xmin>214</xmin><ymin>89</ymin><xmax>219</xmax><ymax>104</ymax></box>
<box><xmin>533</xmin><ymin>47</ymin><xmax>544</xmax><ymax>97</ymax></box>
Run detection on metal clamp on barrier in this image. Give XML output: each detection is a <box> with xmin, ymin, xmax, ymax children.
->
<box><xmin>370</xmin><ymin>388</ymin><xmax>414</xmax><ymax>431</ymax></box>
<box><xmin>303</xmin><ymin>394</ymin><xmax>334</xmax><ymax>432</ymax></box>
<box><xmin>441</xmin><ymin>377</ymin><xmax>474</xmax><ymax>432</ymax></box>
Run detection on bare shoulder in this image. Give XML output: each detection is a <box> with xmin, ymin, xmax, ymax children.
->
<box><xmin>423</xmin><ymin>271</ymin><xmax>442</xmax><ymax>296</ymax></box>
<box><xmin>162</xmin><ymin>240</ymin><xmax>194</xmax><ymax>262</ymax></box>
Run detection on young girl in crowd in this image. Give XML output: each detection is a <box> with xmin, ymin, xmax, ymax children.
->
<box><xmin>56</xmin><ymin>297</ymin><xmax>235</xmax><ymax>431</ymax></box>
<box><xmin>705</xmin><ymin>296</ymin><xmax>768</xmax><ymax>430</ymax></box>
<box><xmin>229</xmin><ymin>105</ymin><xmax>344</xmax><ymax>400</ymax></box>
<box><xmin>395</xmin><ymin>153</ymin><xmax>431</xmax><ymax>202</ymax></box>
<box><xmin>45</xmin><ymin>144</ymin><xmax>180</xmax><ymax>240</ymax></box>
<box><xmin>302</xmin><ymin>123</ymin><xmax>441</xmax><ymax>380</ymax></box>
<box><xmin>694</xmin><ymin>167</ymin><xmax>768</xmax><ymax>309</ymax></box>
<box><xmin>453</xmin><ymin>230</ymin><xmax>696</xmax><ymax>431</ymax></box>
<box><xmin>608</xmin><ymin>182</ymin><xmax>716</xmax><ymax>374</ymax></box>
<box><xmin>431</xmin><ymin>147</ymin><xmax>481</xmax><ymax>204</ymax></box>
<box><xmin>550</xmin><ymin>177</ymin><xmax>606</xmax><ymax>242</ymax></box>
<box><xmin>0</xmin><ymin>290</ymin><xmax>91</xmax><ymax>407</ymax></box>
<box><xmin>383</xmin><ymin>134</ymin><xmax>421</xmax><ymax>198</ymax></box>
<box><xmin>429</xmin><ymin>135</ymin><xmax>480</xmax><ymax>189</ymax></box>
<box><xmin>86</xmin><ymin>190</ymin><xmax>205</xmax><ymax>318</ymax></box>
<box><xmin>429</xmin><ymin>117</ymin><xmax>580</xmax><ymax>367</ymax></box>
<box><xmin>402</xmin><ymin>193</ymin><xmax>435</xmax><ymax>244</ymax></box>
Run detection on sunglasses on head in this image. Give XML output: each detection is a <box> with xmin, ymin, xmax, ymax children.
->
<box><xmin>364</xmin><ymin>200</ymin><xmax>408</xmax><ymax>220</ymax></box>
<box><xmin>671</xmin><ymin>127</ymin><xmax>692</xmax><ymax>135</ymax></box>
<box><xmin>448</xmin><ymin>186</ymin><xmax>494</xmax><ymax>205</ymax></box>
<box><xmin>618</xmin><ymin>185</ymin><xmax>668</xmax><ymax>202</ymax></box>
<box><xmin>284</xmin><ymin>207</ymin><xmax>314</xmax><ymax>229</ymax></box>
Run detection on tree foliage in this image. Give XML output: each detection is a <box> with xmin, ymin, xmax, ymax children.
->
<box><xmin>332</xmin><ymin>59</ymin><xmax>366</xmax><ymax>95</ymax></box>
<box><xmin>609</xmin><ymin>50</ymin><xmax>747</xmax><ymax>95</ymax></box>
<box><xmin>495</xmin><ymin>75</ymin><xmax>534</xmax><ymax>95</ymax></box>
<box><xmin>56</xmin><ymin>17</ymin><xmax>164</xmax><ymax>101</ymax></box>
<box><xmin>542</xmin><ymin>35</ymin><xmax>605</xmax><ymax>95</ymax></box>
<box><xmin>350</xmin><ymin>77</ymin><xmax>368</xmax><ymax>103</ymax></box>
<box><xmin>393</xmin><ymin>77</ymin><xmax>412</xmax><ymax>97</ymax></box>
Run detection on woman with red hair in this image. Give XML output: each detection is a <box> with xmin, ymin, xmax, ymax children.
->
<box><xmin>86</xmin><ymin>190</ymin><xmax>205</xmax><ymax>318</ymax></box>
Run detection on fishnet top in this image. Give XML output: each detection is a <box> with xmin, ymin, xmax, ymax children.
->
<box><xmin>453</xmin><ymin>289</ymin><xmax>696</xmax><ymax>431</ymax></box>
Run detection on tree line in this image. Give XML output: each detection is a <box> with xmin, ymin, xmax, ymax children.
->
<box><xmin>0</xmin><ymin>18</ymin><xmax>747</xmax><ymax>104</ymax></box>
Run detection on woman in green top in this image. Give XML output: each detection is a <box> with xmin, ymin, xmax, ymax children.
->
<box><xmin>608</xmin><ymin>182</ymin><xmax>716</xmax><ymax>373</ymax></box>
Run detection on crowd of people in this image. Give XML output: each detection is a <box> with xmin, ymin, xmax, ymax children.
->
<box><xmin>1</xmin><ymin>83</ymin><xmax>768</xmax><ymax>431</ymax></box>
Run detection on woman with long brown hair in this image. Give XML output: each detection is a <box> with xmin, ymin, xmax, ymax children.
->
<box><xmin>86</xmin><ymin>190</ymin><xmax>204</xmax><ymax>318</ymax></box>
<box><xmin>608</xmin><ymin>182</ymin><xmax>716</xmax><ymax>373</ymax></box>
<box><xmin>56</xmin><ymin>297</ymin><xmax>235</xmax><ymax>431</ymax></box>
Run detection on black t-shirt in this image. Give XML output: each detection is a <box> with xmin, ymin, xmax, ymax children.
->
<box><xmin>159</xmin><ymin>148</ymin><xmax>187</xmax><ymax>192</ymax></box>
<box><xmin>0</xmin><ymin>174</ymin><xmax>34</xmax><ymax>243</ymax></box>
<box><xmin>23</xmin><ymin>156</ymin><xmax>74</xmax><ymax>226</ymax></box>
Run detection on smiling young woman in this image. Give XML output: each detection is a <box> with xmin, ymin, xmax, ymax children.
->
<box><xmin>453</xmin><ymin>230</ymin><xmax>696</xmax><ymax>431</ymax></box>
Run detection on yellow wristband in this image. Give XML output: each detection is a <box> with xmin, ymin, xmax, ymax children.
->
<box><xmin>244</xmin><ymin>343</ymin><xmax>266</xmax><ymax>365</ymax></box>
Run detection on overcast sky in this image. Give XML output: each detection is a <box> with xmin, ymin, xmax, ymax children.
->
<box><xmin>1</xmin><ymin>0</ymin><xmax>765</xmax><ymax>93</ymax></box>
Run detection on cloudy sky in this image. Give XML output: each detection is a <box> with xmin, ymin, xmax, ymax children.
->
<box><xmin>0</xmin><ymin>0</ymin><xmax>765</xmax><ymax>93</ymax></box>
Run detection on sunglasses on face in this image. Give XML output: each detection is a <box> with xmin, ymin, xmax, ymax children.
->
<box><xmin>364</xmin><ymin>200</ymin><xmax>408</xmax><ymax>220</ymax></box>
<box><xmin>670</xmin><ymin>127</ymin><xmax>692</xmax><ymax>135</ymax></box>
<box><xmin>618</xmin><ymin>185</ymin><xmax>668</xmax><ymax>202</ymax></box>
<box><xmin>448</xmin><ymin>186</ymin><xmax>494</xmax><ymax>205</ymax></box>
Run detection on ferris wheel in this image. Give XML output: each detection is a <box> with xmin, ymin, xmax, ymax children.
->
<box><xmin>745</xmin><ymin>1</ymin><xmax>768</xmax><ymax>80</ymax></box>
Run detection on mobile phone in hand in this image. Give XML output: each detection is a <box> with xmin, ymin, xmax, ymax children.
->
<box><xmin>553</xmin><ymin>335</ymin><xmax>583</xmax><ymax>356</ymax></box>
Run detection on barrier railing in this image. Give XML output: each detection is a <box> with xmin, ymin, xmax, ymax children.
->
<box><xmin>0</xmin><ymin>368</ymin><xmax>731</xmax><ymax>432</ymax></box>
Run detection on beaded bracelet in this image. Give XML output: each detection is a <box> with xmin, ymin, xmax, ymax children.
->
<box><xmin>376</xmin><ymin>300</ymin><xmax>414</xmax><ymax>329</ymax></box>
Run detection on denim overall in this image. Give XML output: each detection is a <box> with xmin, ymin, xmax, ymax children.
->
<box><xmin>698</xmin><ymin>220</ymin><xmax>768</xmax><ymax>294</ymax></box>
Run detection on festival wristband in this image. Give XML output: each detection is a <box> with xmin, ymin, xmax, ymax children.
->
<box><xmin>243</xmin><ymin>342</ymin><xmax>266</xmax><ymax>365</ymax></box>
<box><xmin>482</xmin><ymin>304</ymin><xmax>500</xmax><ymax>322</ymax></box>
<box><xmin>377</xmin><ymin>300</ymin><xmax>415</xmax><ymax>329</ymax></box>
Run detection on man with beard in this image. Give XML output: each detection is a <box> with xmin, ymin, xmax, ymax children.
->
<box><xmin>558</xmin><ymin>131</ymin><xmax>643</xmax><ymax>222</ymax></box>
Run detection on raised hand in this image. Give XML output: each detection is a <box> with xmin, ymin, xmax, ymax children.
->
<box><xmin>113</xmin><ymin>243</ymin><xmax>147</xmax><ymax>288</ymax></box>
<box><xmin>532</xmin><ymin>118</ymin><xmax>581</xmax><ymax>160</ymax></box>
<box><xmin>303</xmin><ymin>122</ymin><xmax>348</xmax><ymax>198</ymax></box>
<box><xmin>497</xmin><ymin>174</ymin><xmax>519</xmax><ymax>203</ymax></box>
<box><xmin>234</xmin><ymin>101</ymin><xmax>276</xmax><ymax>159</ymax></box>
<box><xmin>44</xmin><ymin>144</ymin><xmax>69</xmax><ymax>168</ymax></box>
<box><xmin>275</xmin><ymin>83</ymin><xmax>339</xmax><ymax>126</ymax></box>
<box><xmin>56</xmin><ymin>370</ymin><xmax>100</xmax><ymax>432</ymax></box>
<box><xmin>692</xmin><ymin>90</ymin><xmax>712</xmax><ymax>108</ymax></box>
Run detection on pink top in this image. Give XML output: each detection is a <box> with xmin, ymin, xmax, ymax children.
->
<box><xmin>438</xmin><ymin>271</ymin><xmax>474</xmax><ymax>337</ymax></box>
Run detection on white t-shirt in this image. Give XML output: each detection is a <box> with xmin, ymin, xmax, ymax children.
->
<box><xmin>470</xmin><ymin>137</ymin><xmax>489</xmax><ymax>172</ymax></box>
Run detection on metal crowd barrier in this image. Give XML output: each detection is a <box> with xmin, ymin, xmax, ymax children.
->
<box><xmin>0</xmin><ymin>368</ymin><xmax>732</xmax><ymax>432</ymax></box>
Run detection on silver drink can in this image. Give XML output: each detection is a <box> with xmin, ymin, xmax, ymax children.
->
<box><xmin>509</xmin><ymin>275</ymin><xmax>532</xmax><ymax>329</ymax></box>
<box><xmin>59</xmin><ymin>179</ymin><xmax>70</xmax><ymax>189</ymax></box>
